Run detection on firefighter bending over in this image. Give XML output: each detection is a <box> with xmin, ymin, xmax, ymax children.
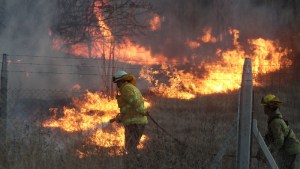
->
<box><xmin>110</xmin><ymin>70</ymin><xmax>148</xmax><ymax>160</ymax></box>
<box><xmin>257</xmin><ymin>94</ymin><xmax>300</xmax><ymax>169</ymax></box>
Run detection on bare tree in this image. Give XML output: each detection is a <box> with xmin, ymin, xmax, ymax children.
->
<box><xmin>51</xmin><ymin>0</ymin><xmax>153</xmax><ymax>53</ymax></box>
<box><xmin>50</xmin><ymin>0</ymin><xmax>154</xmax><ymax>97</ymax></box>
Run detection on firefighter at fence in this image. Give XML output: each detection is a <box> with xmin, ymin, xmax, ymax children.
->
<box><xmin>257</xmin><ymin>94</ymin><xmax>300</xmax><ymax>169</ymax></box>
<box><xmin>110</xmin><ymin>70</ymin><xmax>148</xmax><ymax>167</ymax></box>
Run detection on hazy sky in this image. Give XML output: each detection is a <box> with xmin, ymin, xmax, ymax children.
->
<box><xmin>0</xmin><ymin>0</ymin><xmax>298</xmax><ymax>89</ymax></box>
<box><xmin>0</xmin><ymin>0</ymin><xmax>297</xmax><ymax>56</ymax></box>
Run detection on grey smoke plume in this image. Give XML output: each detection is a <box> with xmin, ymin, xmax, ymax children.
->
<box><xmin>0</xmin><ymin>0</ymin><xmax>299</xmax><ymax>90</ymax></box>
<box><xmin>138</xmin><ymin>0</ymin><xmax>300</xmax><ymax>62</ymax></box>
<box><xmin>1</xmin><ymin>0</ymin><xmax>299</xmax><ymax>58</ymax></box>
<box><xmin>0</xmin><ymin>0</ymin><xmax>55</xmax><ymax>55</ymax></box>
<box><xmin>0</xmin><ymin>0</ymin><xmax>102</xmax><ymax>90</ymax></box>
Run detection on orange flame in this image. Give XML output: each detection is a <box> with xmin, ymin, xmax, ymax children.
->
<box><xmin>200</xmin><ymin>27</ymin><xmax>217</xmax><ymax>43</ymax></box>
<box><xmin>186</xmin><ymin>39</ymin><xmax>201</xmax><ymax>49</ymax></box>
<box><xmin>51</xmin><ymin>6</ymin><xmax>292</xmax><ymax>100</ymax></box>
<box><xmin>51</xmin><ymin>3</ymin><xmax>168</xmax><ymax>65</ymax></box>
<box><xmin>94</xmin><ymin>1</ymin><xmax>113</xmax><ymax>42</ymax></box>
<box><xmin>52</xmin><ymin>36</ymin><xmax>168</xmax><ymax>65</ymax></box>
<box><xmin>140</xmin><ymin>65</ymin><xmax>196</xmax><ymax>99</ymax></box>
<box><xmin>43</xmin><ymin>91</ymin><xmax>151</xmax><ymax>156</ymax></box>
<box><xmin>149</xmin><ymin>15</ymin><xmax>162</xmax><ymax>31</ymax></box>
<box><xmin>117</xmin><ymin>38</ymin><xmax>168</xmax><ymax>64</ymax></box>
<box><xmin>140</xmin><ymin>29</ymin><xmax>292</xmax><ymax>99</ymax></box>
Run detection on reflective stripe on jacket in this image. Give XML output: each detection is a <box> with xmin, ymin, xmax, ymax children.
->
<box><xmin>266</xmin><ymin>109</ymin><xmax>300</xmax><ymax>155</ymax></box>
<box><xmin>117</xmin><ymin>82</ymin><xmax>148</xmax><ymax>126</ymax></box>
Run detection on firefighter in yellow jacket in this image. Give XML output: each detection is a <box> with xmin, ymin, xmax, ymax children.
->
<box><xmin>257</xmin><ymin>94</ymin><xmax>300</xmax><ymax>169</ymax></box>
<box><xmin>110</xmin><ymin>70</ymin><xmax>148</xmax><ymax>157</ymax></box>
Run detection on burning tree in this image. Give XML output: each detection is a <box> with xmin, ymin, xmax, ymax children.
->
<box><xmin>50</xmin><ymin>0</ymin><xmax>154</xmax><ymax>97</ymax></box>
<box><xmin>51</xmin><ymin>0</ymin><xmax>153</xmax><ymax>47</ymax></box>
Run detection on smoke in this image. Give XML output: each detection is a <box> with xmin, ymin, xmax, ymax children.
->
<box><xmin>0</xmin><ymin>0</ymin><xmax>55</xmax><ymax>89</ymax></box>
<box><xmin>1</xmin><ymin>0</ymin><xmax>299</xmax><ymax>61</ymax></box>
<box><xmin>136</xmin><ymin>0</ymin><xmax>300</xmax><ymax>62</ymax></box>
<box><xmin>0</xmin><ymin>0</ymin><xmax>102</xmax><ymax>91</ymax></box>
<box><xmin>0</xmin><ymin>0</ymin><xmax>299</xmax><ymax>90</ymax></box>
<box><xmin>0</xmin><ymin>0</ymin><xmax>55</xmax><ymax>55</ymax></box>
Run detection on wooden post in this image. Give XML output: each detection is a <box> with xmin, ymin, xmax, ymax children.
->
<box><xmin>236</xmin><ymin>58</ymin><xmax>253</xmax><ymax>169</ymax></box>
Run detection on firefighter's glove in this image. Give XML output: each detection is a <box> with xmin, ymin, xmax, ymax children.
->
<box><xmin>256</xmin><ymin>149</ymin><xmax>266</xmax><ymax>163</ymax></box>
<box><xmin>109</xmin><ymin>118</ymin><xmax>116</xmax><ymax>123</ymax></box>
<box><xmin>144</xmin><ymin>111</ymin><xmax>150</xmax><ymax>116</ymax></box>
<box><xmin>138</xmin><ymin>110</ymin><xmax>149</xmax><ymax>116</ymax></box>
<box><xmin>115</xmin><ymin>114</ymin><xmax>122</xmax><ymax>123</ymax></box>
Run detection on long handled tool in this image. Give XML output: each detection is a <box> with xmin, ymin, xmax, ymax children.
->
<box><xmin>146</xmin><ymin>111</ymin><xmax>187</xmax><ymax>146</ymax></box>
<box><xmin>109</xmin><ymin>112</ymin><xmax>186</xmax><ymax>146</ymax></box>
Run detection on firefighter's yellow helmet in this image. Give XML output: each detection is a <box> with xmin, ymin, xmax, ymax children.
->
<box><xmin>261</xmin><ymin>94</ymin><xmax>282</xmax><ymax>106</ymax></box>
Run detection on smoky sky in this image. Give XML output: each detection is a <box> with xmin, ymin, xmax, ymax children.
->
<box><xmin>0</xmin><ymin>0</ymin><xmax>55</xmax><ymax>55</ymax></box>
<box><xmin>0</xmin><ymin>0</ymin><xmax>299</xmax><ymax>90</ymax></box>
<box><xmin>137</xmin><ymin>0</ymin><xmax>300</xmax><ymax>61</ymax></box>
<box><xmin>0</xmin><ymin>0</ymin><xmax>101</xmax><ymax>90</ymax></box>
<box><xmin>0</xmin><ymin>0</ymin><xmax>300</xmax><ymax>58</ymax></box>
<box><xmin>0</xmin><ymin>0</ymin><xmax>299</xmax><ymax>60</ymax></box>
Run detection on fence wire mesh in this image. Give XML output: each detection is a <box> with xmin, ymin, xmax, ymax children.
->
<box><xmin>0</xmin><ymin>54</ymin><xmax>300</xmax><ymax>169</ymax></box>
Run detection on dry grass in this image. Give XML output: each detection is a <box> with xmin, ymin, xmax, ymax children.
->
<box><xmin>1</xmin><ymin>86</ymin><xmax>300</xmax><ymax>169</ymax></box>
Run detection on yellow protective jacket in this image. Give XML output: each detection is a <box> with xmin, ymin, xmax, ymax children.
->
<box><xmin>116</xmin><ymin>82</ymin><xmax>148</xmax><ymax>126</ymax></box>
<box><xmin>266</xmin><ymin>109</ymin><xmax>300</xmax><ymax>155</ymax></box>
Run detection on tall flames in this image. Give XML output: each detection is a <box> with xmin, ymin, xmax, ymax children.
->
<box><xmin>50</xmin><ymin>1</ymin><xmax>293</xmax><ymax>99</ymax></box>
<box><xmin>46</xmin><ymin>3</ymin><xmax>294</xmax><ymax>158</ymax></box>
<box><xmin>140</xmin><ymin>29</ymin><xmax>292</xmax><ymax>99</ymax></box>
<box><xmin>43</xmin><ymin>91</ymin><xmax>150</xmax><ymax>157</ymax></box>
<box><xmin>51</xmin><ymin>2</ymin><xmax>168</xmax><ymax>64</ymax></box>
<box><xmin>51</xmin><ymin>13</ymin><xmax>292</xmax><ymax>100</ymax></box>
<box><xmin>50</xmin><ymin>2</ymin><xmax>293</xmax><ymax>100</ymax></box>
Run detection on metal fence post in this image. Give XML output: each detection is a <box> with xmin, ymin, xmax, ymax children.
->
<box><xmin>0</xmin><ymin>53</ymin><xmax>8</xmax><ymax>142</ymax></box>
<box><xmin>0</xmin><ymin>0</ymin><xmax>5</xmax><ymax>29</ymax></box>
<box><xmin>252</xmin><ymin>120</ymin><xmax>279</xmax><ymax>169</ymax></box>
<box><xmin>237</xmin><ymin>58</ymin><xmax>253</xmax><ymax>169</ymax></box>
<box><xmin>0</xmin><ymin>53</ymin><xmax>8</xmax><ymax>168</ymax></box>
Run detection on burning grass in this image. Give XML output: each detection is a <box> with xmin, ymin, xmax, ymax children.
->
<box><xmin>2</xmin><ymin>85</ymin><xmax>300</xmax><ymax>169</ymax></box>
